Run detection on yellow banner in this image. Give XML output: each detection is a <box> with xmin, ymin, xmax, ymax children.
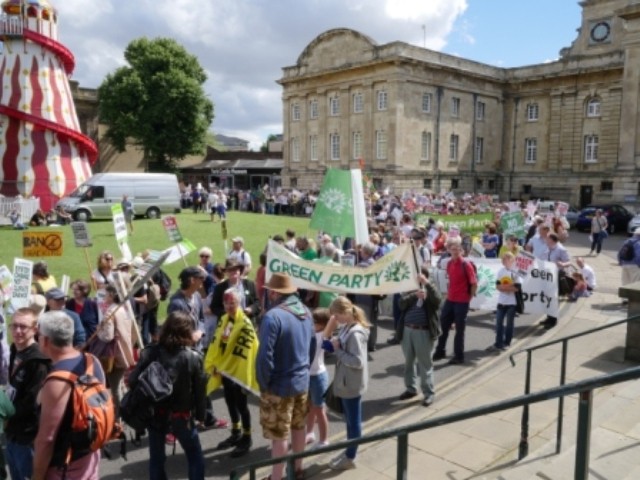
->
<box><xmin>22</xmin><ymin>231</ymin><xmax>64</xmax><ymax>257</ymax></box>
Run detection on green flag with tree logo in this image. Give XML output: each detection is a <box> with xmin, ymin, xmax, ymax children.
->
<box><xmin>310</xmin><ymin>168</ymin><xmax>368</xmax><ymax>243</ymax></box>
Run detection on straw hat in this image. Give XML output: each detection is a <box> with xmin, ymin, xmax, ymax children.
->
<box><xmin>264</xmin><ymin>273</ymin><xmax>297</xmax><ymax>294</ymax></box>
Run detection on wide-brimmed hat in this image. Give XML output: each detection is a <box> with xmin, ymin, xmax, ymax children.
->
<box><xmin>264</xmin><ymin>273</ymin><xmax>297</xmax><ymax>294</ymax></box>
<box><xmin>224</xmin><ymin>258</ymin><xmax>245</xmax><ymax>272</ymax></box>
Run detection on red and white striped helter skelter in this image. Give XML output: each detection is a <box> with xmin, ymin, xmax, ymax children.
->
<box><xmin>0</xmin><ymin>0</ymin><xmax>96</xmax><ymax>211</ymax></box>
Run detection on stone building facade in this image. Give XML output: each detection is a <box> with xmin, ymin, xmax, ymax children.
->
<box><xmin>278</xmin><ymin>0</ymin><xmax>640</xmax><ymax>207</ymax></box>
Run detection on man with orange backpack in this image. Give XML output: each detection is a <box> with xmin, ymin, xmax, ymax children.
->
<box><xmin>33</xmin><ymin>311</ymin><xmax>116</xmax><ymax>480</ymax></box>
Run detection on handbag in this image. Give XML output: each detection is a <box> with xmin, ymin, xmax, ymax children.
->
<box><xmin>86</xmin><ymin>335</ymin><xmax>117</xmax><ymax>373</ymax></box>
<box><xmin>324</xmin><ymin>381</ymin><xmax>343</xmax><ymax>414</ymax></box>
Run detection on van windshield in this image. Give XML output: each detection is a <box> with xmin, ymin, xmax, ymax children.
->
<box><xmin>70</xmin><ymin>184</ymin><xmax>90</xmax><ymax>198</ymax></box>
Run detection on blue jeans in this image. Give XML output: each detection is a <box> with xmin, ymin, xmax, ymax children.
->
<box><xmin>148</xmin><ymin>417</ymin><xmax>204</xmax><ymax>480</ymax></box>
<box><xmin>436</xmin><ymin>300</ymin><xmax>470</xmax><ymax>361</ymax></box>
<box><xmin>590</xmin><ymin>231</ymin><xmax>606</xmax><ymax>254</ymax></box>
<box><xmin>340</xmin><ymin>396</ymin><xmax>362</xmax><ymax>460</ymax></box>
<box><xmin>494</xmin><ymin>304</ymin><xmax>516</xmax><ymax>349</ymax></box>
<box><xmin>6</xmin><ymin>441</ymin><xmax>33</xmax><ymax>480</ymax></box>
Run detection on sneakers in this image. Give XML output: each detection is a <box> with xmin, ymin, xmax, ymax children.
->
<box><xmin>217</xmin><ymin>430</ymin><xmax>242</xmax><ymax>450</ymax></box>
<box><xmin>485</xmin><ymin>345</ymin><xmax>502</xmax><ymax>353</ymax></box>
<box><xmin>398</xmin><ymin>390</ymin><xmax>418</xmax><ymax>401</ymax></box>
<box><xmin>422</xmin><ymin>395</ymin><xmax>435</xmax><ymax>407</ymax></box>
<box><xmin>305</xmin><ymin>433</ymin><xmax>316</xmax><ymax>445</ymax></box>
<box><xmin>165</xmin><ymin>433</ymin><xmax>176</xmax><ymax>445</ymax></box>
<box><xmin>202</xmin><ymin>417</ymin><xmax>229</xmax><ymax>430</ymax></box>
<box><xmin>311</xmin><ymin>440</ymin><xmax>330</xmax><ymax>451</ymax></box>
<box><xmin>229</xmin><ymin>435</ymin><xmax>252</xmax><ymax>458</ymax></box>
<box><xmin>329</xmin><ymin>453</ymin><xmax>356</xmax><ymax>470</ymax></box>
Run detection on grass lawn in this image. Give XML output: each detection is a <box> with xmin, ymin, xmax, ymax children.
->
<box><xmin>4</xmin><ymin>211</ymin><xmax>314</xmax><ymax>318</ymax></box>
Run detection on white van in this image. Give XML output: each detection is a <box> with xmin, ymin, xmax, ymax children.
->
<box><xmin>57</xmin><ymin>172</ymin><xmax>181</xmax><ymax>221</ymax></box>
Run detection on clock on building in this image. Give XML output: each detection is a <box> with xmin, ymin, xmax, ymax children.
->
<box><xmin>590</xmin><ymin>20</ymin><xmax>611</xmax><ymax>43</ymax></box>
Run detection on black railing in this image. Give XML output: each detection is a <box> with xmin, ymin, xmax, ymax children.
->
<box><xmin>230</xmin><ymin>366</ymin><xmax>640</xmax><ymax>480</ymax></box>
<box><xmin>508</xmin><ymin>314</ymin><xmax>640</xmax><ymax>459</ymax></box>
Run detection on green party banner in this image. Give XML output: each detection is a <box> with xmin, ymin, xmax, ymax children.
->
<box><xmin>415</xmin><ymin>213</ymin><xmax>493</xmax><ymax>234</ymax></box>
<box><xmin>266</xmin><ymin>240</ymin><xmax>420</xmax><ymax>295</ymax></box>
<box><xmin>500</xmin><ymin>211</ymin><xmax>526</xmax><ymax>237</ymax></box>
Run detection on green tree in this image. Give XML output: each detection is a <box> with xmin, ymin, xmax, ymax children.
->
<box><xmin>98</xmin><ymin>37</ymin><xmax>214</xmax><ymax>171</ymax></box>
<box><xmin>260</xmin><ymin>134</ymin><xmax>280</xmax><ymax>153</ymax></box>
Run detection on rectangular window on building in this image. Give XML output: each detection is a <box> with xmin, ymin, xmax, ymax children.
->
<box><xmin>600</xmin><ymin>181</ymin><xmax>613</xmax><ymax>191</ymax></box>
<box><xmin>421</xmin><ymin>131</ymin><xmax>431</xmax><ymax>160</ymax></box>
<box><xmin>376</xmin><ymin>130</ymin><xmax>387</xmax><ymax>159</ymax></box>
<box><xmin>452</xmin><ymin>97</ymin><xmax>460</xmax><ymax>117</ymax></box>
<box><xmin>451</xmin><ymin>178</ymin><xmax>459</xmax><ymax>189</ymax></box>
<box><xmin>373</xmin><ymin>178</ymin><xmax>383</xmax><ymax>191</ymax></box>
<box><xmin>330</xmin><ymin>133</ymin><xmax>340</xmax><ymax>160</ymax></box>
<box><xmin>476</xmin><ymin>101</ymin><xmax>485</xmax><ymax>121</ymax></box>
<box><xmin>585</xmin><ymin>134</ymin><xmax>599</xmax><ymax>163</ymax></box>
<box><xmin>352</xmin><ymin>131</ymin><xmax>362</xmax><ymax>160</ymax></box>
<box><xmin>353</xmin><ymin>92</ymin><xmax>363</xmax><ymax>113</ymax></box>
<box><xmin>422</xmin><ymin>93</ymin><xmax>432</xmax><ymax>113</ymax></box>
<box><xmin>290</xmin><ymin>177</ymin><xmax>297</xmax><ymax>188</ymax></box>
<box><xmin>309</xmin><ymin>135</ymin><xmax>318</xmax><ymax>161</ymax></box>
<box><xmin>309</xmin><ymin>99</ymin><xmax>318</xmax><ymax>119</ymax></box>
<box><xmin>475</xmin><ymin>136</ymin><xmax>484</xmax><ymax>164</ymax></box>
<box><xmin>523</xmin><ymin>184</ymin><xmax>532</xmax><ymax>194</ymax></box>
<box><xmin>525</xmin><ymin>138</ymin><xmax>537</xmax><ymax>163</ymax></box>
<box><xmin>329</xmin><ymin>95</ymin><xmax>340</xmax><ymax>116</ymax></box>
<box><xmin>291</xmin><ymin>103</ymin><xmax>300</xmax><ymax>121</ymax></box>
<box><xmin>291</xmin><ymin>137</ymin><xmax>300</xmax><ymax>162</ymax></box>
<box><xmin>476</xmin><ymin>178</ymin><xmax>483</xmax><ymax>189</ymax></box>
<box><xmin>450</xmin><ymin>134</ymin><xmax>459</xmax><ymax>161</ymax></box>
<box><xmin>488</xmin><ymin>179</ymin><xmax>495</xmax><ymax>190</ymax></box>
<box><xmin>587</xmin><ymin>99</ymin><xmax>601</xmax><ymax>118</ymax></box>
<box><xmin>423</xmin><ymin>178</ymin><xmax>432</xmax><ymax>190</ymax></box>
<box><xmin>377</xmin><ymin>90</ymin><xmax>388</xmax><ymax>111</ymax></box>
<box><xmin>526</xmin><ymin>103</ymin><xmax>539</xmax><ymax>121</ymax></box>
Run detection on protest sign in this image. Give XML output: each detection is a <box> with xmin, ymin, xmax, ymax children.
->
<box><xmin>515</xmin><ymin>250</ymin><xmax>536</xmax><ymax>277</ymax></box>
<box><xmin>22</xmin><ymin>231</ymin><xmax>63</xmax><ymax>257</ymax></box>
<box><xmin>432</xmin><ymin>256</ymin><xmax>559</xmax><ymax>317</ymax></box>
<box><xmin>111</xmin><ymin>204</ymin><xmax>128</xmax><ymax>243</ymax></box>
<box><xmin>415</xmin><ymin>213</ymin><xmax>493</xmax><ymax>234</ymax></box>
<box><xmin>161</xmin><ymin>215</ymin><xmax>183</xmax><ymax>243</ymax></box>
<box><xmin>161</xmin><ymin>239</ymin><xmax>197</xmax><ymax>265</ymax></box>
<box><xmin>266</xmin><ymin>240</ymin><xmax>419</xmax><ymax>295</ymax></box>
<box><xmin>500</xmin><ymin>211</ymin><xmax>526</xmax><ymax>238</ymax></box>
<box><xmin>11</xmin><ymin>258</ymin><xmax>33</xmax><ymax>310</ymax></box>
<box><xmin>71</xmin><ymin>222</ymin><xmax>92</xmax><ymax>248</ymax></box>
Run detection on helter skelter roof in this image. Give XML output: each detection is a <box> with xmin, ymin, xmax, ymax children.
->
<box><xmin>2</xmin><ymin>0</ymin><xmax>56</xmax><ymax>14</ymax></box>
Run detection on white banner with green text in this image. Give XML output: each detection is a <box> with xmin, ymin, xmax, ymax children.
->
<box><xmin>266</xmin><ymin>240</ymin><xmax>420</xmax><ymax>295</ymax></box>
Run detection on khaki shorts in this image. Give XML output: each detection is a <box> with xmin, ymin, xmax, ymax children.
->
<box><xmin>259</xmin><ymin>391</ymin><xmax>308</xmax><ymax>440</ymax></box>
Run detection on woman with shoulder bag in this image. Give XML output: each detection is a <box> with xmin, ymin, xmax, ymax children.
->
<box><xmin>91</xmin><ymin>285</ymin><xmax>135</xmax><ymax>418</ymax></box>
<box><xmin>322</xmin><ymin>296</ymin><xmax>370</xmax><ymax>471</ymax></box>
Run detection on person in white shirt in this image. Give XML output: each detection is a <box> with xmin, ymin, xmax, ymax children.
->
<box><xmin>208</xmin><ymin>191</ymin><xmax>219</xmax><ymax>221</ymax></box>
<box><xmin>576</xmin><ymin>257</ymin><xmax>596</xmax><ymax>291</ymax></box>
<box><xmin>227</xmin><ymin>237</ymin><xmax>252</xmax><ymax>276</ymax></box>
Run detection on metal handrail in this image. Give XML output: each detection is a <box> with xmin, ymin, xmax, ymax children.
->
<box><xmin>230</xmin><ymin>366</ymin><xmax>640</xmax><ymax>480</ymax></box>
<box><xmin>508</xmin><ymin>314</ymin><xmax>640</xmax><ymax>459</ymax></box>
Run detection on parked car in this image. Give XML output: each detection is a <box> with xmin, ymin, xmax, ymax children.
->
<box><xmin>565</xmin><ymin>207</ymin><xmax>580</xmax><ymax>229</ymax></box>
<box><xmin>627</xmin><ymin>214</ymin><xmax>640</xmax><ymax>235</ymax></box>
<box><xmin>575</xmin><ymin>205</ymin><xmax>634</xmax><ymax>233</ymax></box>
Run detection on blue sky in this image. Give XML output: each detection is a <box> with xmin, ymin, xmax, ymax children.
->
<box><xmin>48</xmin><ymin>0</ymin><xmax>585</xmax><ymax>150</ymax></box>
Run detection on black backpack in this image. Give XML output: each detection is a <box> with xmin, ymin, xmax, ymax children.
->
<box><xmin>120</xmin><ymin>361</ymin><xmax>173</xmax><ymax>432</ymax></box>
<box><xmin>619</xmin><ymin>240</ymin><xmax>637</xmax><ymax>262</ymax></box>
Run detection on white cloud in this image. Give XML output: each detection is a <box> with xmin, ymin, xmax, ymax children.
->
<box><xmin>53</xmin><ymin>0</ymin><xmax>468</xmax><ymax>150</ymax></box>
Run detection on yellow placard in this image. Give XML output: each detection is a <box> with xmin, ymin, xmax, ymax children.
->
<box><xmin>22</xmin><ymin>231</ymin><xmax>64</xmax><ymax>257</ymax></box>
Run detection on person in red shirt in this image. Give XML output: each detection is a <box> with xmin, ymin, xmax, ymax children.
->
<box><xmin>433</xmin><ymin>237</ymin><xmax>477</xmax><ymax>365</ymax></box>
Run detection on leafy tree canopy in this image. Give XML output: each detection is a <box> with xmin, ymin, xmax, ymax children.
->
<box><xmin>98</xmin><ymin>37</ymin><xmax>214</xmax><ymax>170</ymax></box>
